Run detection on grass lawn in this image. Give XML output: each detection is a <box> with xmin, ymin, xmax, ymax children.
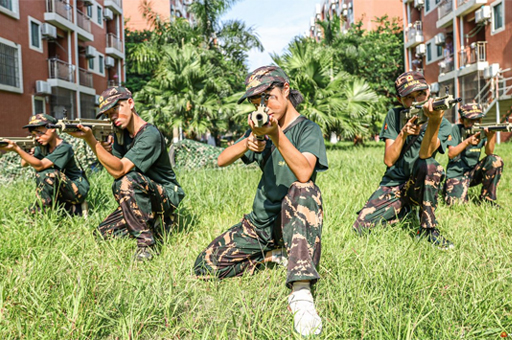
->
<box><xmin>0</xmin><ymin>141</ymin><xmax>511</xmax><ymax>339</ymax></box>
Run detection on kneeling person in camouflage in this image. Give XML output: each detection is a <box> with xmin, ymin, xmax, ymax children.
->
<box><xmin>193</xmin><ymin>66</ymin><xmax>328</xmax><ymax>336</ymax></box>
<box><xmin>0</xmin><ymin>114</ymin><xmax>89</xmax><ymax>215</ymax></box>
<box><xmin>444</xmin><ymin>103</ymin><xmax>503</xmax><ymax>207</ymax></box>
<box><xmin>353</xmin><ymin>71</ymin><xmax>454</xmax><ymax>249</ymax></box>
<box><xmin>67</xmin><ymin>87</ymin><xmax>185</xmax><ymax>260</ymax></box>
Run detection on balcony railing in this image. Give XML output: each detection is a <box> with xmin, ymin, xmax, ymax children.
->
<box><xmin>76</xmin><ymin>9</ymin><xmax>91</xmax><ymax>33</ymax></box>
<box><xmin>48</xmin><ymin>58</ymin><xmax>75</xmax><ymax>82</ymax></box>
<box><xmin>439</xmin><ymin>53</ymin><xmax>455</xmax><ymax>75</ymax></box>
<box><xmin>108</xmin><ymin>79</ymin><xmax>120</xmax><ymax>87</ymax></box>
<box><xmin>79</xmin><ymin>68</ymin><xmax>93</xmax><ymax>87</ymax></box>
<box><xmin>106</xmin><ymin>33</ymin><xmax>123</xmax><ymax>53</ymax></box>
<box><xmin>407</xmin><ymin>21</ymin><xmax>423</xmax><ymax>42</ymax></box>
<box><xmin>459</xmin><ymin>41</ymin><xmax>487</xmax><ymax>67</ymax></box>
<box><xmin>46</xmin><ymin>0</ymin><xmax>73</xmax><ymax>22</ymax></box>
<box><xmin>438</xmin><ymin>0</ymin><xmax>453</xmax><ymax>19</ymax></box>
<box><xmin>457</xmin><ymin>0</ymin><xmax>469</xmax><ymax>6</ymax></box>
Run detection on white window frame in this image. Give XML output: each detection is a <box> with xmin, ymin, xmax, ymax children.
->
<box><xmin>87</xmin><ymin>51</ymin><xmax>105</xmax><ymax>76</ymax></box>
<box><xmin>425</xmin><ymin>37</ymin><xmax>444</xmax><ymax>65</ymax></box>
<box><xmin>0</xmin><ymin>0</ymin><xmax>20</xmax><ymax>20</ymax></box>
<box><xmin>28</xmin><ymin>16</ymin><xmax>43</xmax><ymax>53</ymax></box>
<box><xmin>94</xmin><ymin>4</ymin><xmax>103</xmax><ymax>28</ymax></box>
<box><xmin>32</xmin><ymin>96</ymin><xmax>46</xmax><ymax>115</ymax></box>
<box><xmin>424</xmin><ymin>0</ymin><xmax>438</xmax><ymax>15</ymax></box>
<box><xmin>491</xmin><ymin>0</ymin><xmax>505</xmax><ymax>35</ymax></box>
<box><xmin>0</xmin><ymin>36</ymin><xmax>23</xmax><ymax>93</ymax></box>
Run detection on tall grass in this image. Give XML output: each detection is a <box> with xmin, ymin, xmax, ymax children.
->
<box><xmin>0</xmin><ymin>142</ymin><xmax>511</xmax><ymax>339</ymax></box>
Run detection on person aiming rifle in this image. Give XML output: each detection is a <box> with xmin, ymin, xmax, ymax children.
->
<box><xmin>353</xmin><ymin>71</ymin><xmax>456</xmax><ymax>249</ymax></box>
<box><xmin>65</xmin><ymin>86</ymin><xmax>185</xmax><ymax>261</ymax></box>
<box><xmin>443</xmin><ymin>103</ymin><xmax>504</xmax><ymax>207</ymax></box>
<box><xmin>193</xmin><ymin>66</ymin><xmax>328</xmax><ymax>336</ymax></box>
<box><xmin>0</xmin><ymin>114</ymin><xmax>89</xmax><ymax>215</ymax></box>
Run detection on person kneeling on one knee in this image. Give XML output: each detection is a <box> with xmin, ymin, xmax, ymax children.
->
<box><xmin>444</xmin><ymin>103</ymin><xmax>503</xmax><ymax>207</ymax></box>
<box><xmin>193</xmin><ymin>66</ymin><xmax>328</xmax><ymax>336</ymax></box>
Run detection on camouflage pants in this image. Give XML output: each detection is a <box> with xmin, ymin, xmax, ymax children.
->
<box><xmin>193</xmin><ymin>181</ymin><xmax>323</xmax><ymax>288</ymax></box>
<box><xmin>444</xmin><ymin>154</ymin><xmax>503</xmax><ymax>205</ymax></box>
<box><xmin>353</xmin><ymin>158</ymin><xmax>445</xmax><ymax>234</ymax></box>
<box><xmin>98</xmin><ymin>171</ymin><xmax>177</xmax><ymax>247</ymax></box>
<box><xmin>32</xmin><ymin>168</ymin><xmax>87</xmax><ymax>213</ymax></box>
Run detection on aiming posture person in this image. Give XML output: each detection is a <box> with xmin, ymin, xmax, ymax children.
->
<box><xmin>444</xmin><ymin>103</ymin><xmax>503</xmax><ymax>207</ymax></box>
<box><xmin>67</xmin><ymin>86</ymin><xmax>185</xmax><ymax>261</ymax></box>
<box><xmin>0</xmin><ymin>114</ymin><xmax>89</xmax><ymax>215</ymax></box>
<box><xmin>193</xmin><ymin>66</ymin><xmax>328</xmax><ymax>336</ymax></box>
<box><xmin>353</xmin><ymin>71</ymin><xmax>454</xmax><ymax>249</ymax></box>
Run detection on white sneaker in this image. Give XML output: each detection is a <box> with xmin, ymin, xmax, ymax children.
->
<box><xmin>288</xmin><ymin>288</ymin><xmax>322</xmax><ymax>336</ymax></box>
<box><xmin>271</xmin><ymin>248</ymin><xmax>288</xmax><ymax>267</ymax></box>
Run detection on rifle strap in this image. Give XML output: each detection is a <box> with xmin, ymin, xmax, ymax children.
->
<box><xmin>261</xmin><ymin>115</ymin><xmax>307</xmax><ymax>169</ymax></box>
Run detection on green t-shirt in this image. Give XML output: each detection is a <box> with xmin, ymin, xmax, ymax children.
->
<box><xmin>379</xmin><ymin>107</ymin><xmax>452</xmax><ymax>186</ymax></box>
<box><xmin>112</xmin><ymin>123</ymin><xmax>185</xmax><ymax>207</ymax></box>
<box><xmin>239</xmin><ymin>117</ymin><xmax>328</xmax><ymax>229</ymax></box>
<box><xmin>34</xmin><ymin>141</ymin><xmax>89</xmax><ymax>194</ymax></box>
<box><xmin>445</xmin><ymin>123</ymin><xmax>487</xmax><ymax>178</ymax></box>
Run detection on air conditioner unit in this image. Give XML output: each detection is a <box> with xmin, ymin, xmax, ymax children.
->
<box><xmin>105</xmin><ymin>56</ymin><xmax>115</xmax><ymax>68</ymax></box>
<box><xmin>104</xmin><ymin>8</ymin><xmax>114</xmax><ymax>21</ymax></box>
<box><xmin>85</xmin><ymin>46</ymin><xmax>96</xmax><ymax>58</ymax></box>
<box><xmin>435</xmin><ymin>33</ymin><xmax>445</xmax><ymax>46</ymax></box>
<box><xmin>475</xmin><ymin>6</ymin><xmax>491</xmax><ymax>24</ymax></box>
<box><xmin>35</xmin><ymin>80</ymin><xmax>52</xmax><ymax>95</ymax></box>
<box><xmin>430</xmin><ymin>82</ymin><xmax>440</xmax><ymax>94</ymax></box>
<box><xmin>41</xmin><ymin>23</ymin><xmax>57</xmax><ymax>40</ymax></box>
<box><xmin>342</xmin><ymin>3</ymin><xmax>347</xmax><ymax>9</ymax></box>
<box><xmin>416</xmin><ymin>43</ymin><xmax>426</xmax><ymax>56</ymax></box>
<box><xmin>414</xmin><ymin>0</ymin><xmax>424</xmax><ymax>9</ymax></box>
<box><xmin>484</xmin><ymin>63</ymin><xmax>500</xmax><ymax>79</ymax></box>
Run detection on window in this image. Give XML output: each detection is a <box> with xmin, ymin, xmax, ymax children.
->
<box><xmin>97</xmin><ymin>5</ymin><xmax>102</xmax><ymax>24</ymax></box>
<box><xmin>28</xmin><ymin>17</ymin><xmax>43</xmax><ymax>53</ymax></box>
<box><xmin>425</xmin><ymin>0</ymin><xmax>430</xmax><ymax>12</ymax></box>
<box><xmin>88</xmin><ymin>57</ymin><xmax>94</xmax><ymax>70</ymax></box>
<box><xmin>0</xmin><ymin>0</ymin><xmax>19</xmax><ymax>19</ymax></box>
<box><xmin>98</xmin><ymin>55</ymin><xmax>104</xmax><ymax>74</ymax></box>
<box><xmin>426</xmin><ymin>43</ymin><xmax>432</xmax><ymax>62</ymax></box>
<box><xmin>491</xmin><ymin>1</ymin><xmax>504</xmax><ymax>34</ymax></box>
<box><xmin>437</xmin><ymin>44</ymin><xmax>443</xmax><ymax>58</ymax></box>
<box><xmin>0</xmin><ymin>37</ymin><xmax>23</xmax><ymax>93</ymax></box>
<box><xmin>33</xmin><ymin>96</ymin><xmax>46</xmax><ymax>115</ymax></box>
<box><xmin>86</xmin><ymin>4</ymin><xmax>92</xmax><ymax>18</ymax></box>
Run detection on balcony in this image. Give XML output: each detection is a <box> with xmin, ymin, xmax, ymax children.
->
<box><xmin>108</xmin><ymin>79</ymin><xmax>121</xmax><ymax>87</ymax></box>
<box><xmin>458</xmin><ymin>41</ymin><xmax>488</xmax><ymax>76</ymax></box>
<box><xmin>456</xmin><ymin>0</ymin><xmax>487</xmax><ymax>17</ymax></box>
<box><xmin>436</xmin><ymin>0</ymin><xmax>453</xmax><ymax>28</ymax></box>
<box><xmin>44</xmin><ymin>0</ymin><xmax>74</xmax><ymax>31</ymax></box>
<box><xmin>104</xmin><ymin>0</ymin><xmax>122</xmax><ymax>14</ymax></box>
<box><xmin>76</xmin><ymin>9</ymin><xmax>93</xmax><ymax>41</ymax></box>
<box><xmin>79</xmin><ymin>68</ymin><xmax>93</xmax><ymax>88</ymax></box>
<box><xmin>106</xmin><ymin>33</ymin><xmax>124</xmax><ymax>59</ymax></box>
<box><xmin>438</xmin><ymin>54</ymin><xmax>455</xmax><ymax>75</ymax></box>
<box><xmin>48</xmin><ymin>58</ymin><xmax>75</xmax><ymax>82</ymax></box>
<box><xmin>405</xmin><ymin>21</ymin><xmax>424</xmax><ymax>49</ymax></box>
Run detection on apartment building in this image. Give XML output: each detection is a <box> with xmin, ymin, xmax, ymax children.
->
<box><xmin>402</xmin><ymin>0</ymin><xmax>512</xmax><ymax>142</ymax></box>
<box><xmin>0</xmin><ymin>0</ymin><xmax>126</xmax><ymax>137</ymax></box>
<box><xmin>124</xmin><ymin>0</ymin><xmax>195</xmax><ymax>32</ymax></box>
<box><xmin>310</xmin><ymin>0</ymin><xmax>402</xmax><ymax>40</ymax></box>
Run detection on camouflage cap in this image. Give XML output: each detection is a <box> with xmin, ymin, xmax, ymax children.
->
<box><xmin>23</xmin><ymin>113</ymin><xmax>58</xmax><ymax>128</ymax></box>
<box><xmin>97</xmin><ymin>86</ymin><xmax>132</xmax><ymax>118</ymax></box>
<box><xmin>459</xmin><ymin>103</ymin><xmax>485</xmax><ymax>119</ymax></box>
<box><xmin>237</xmin><ymin>66</ymin><xmax>290</xmax><ymax>104</ymax></box>
<box><xmin>395</xmin><ymin>71</ymin><xmax>429</xmax><ymax>97</ymax></box>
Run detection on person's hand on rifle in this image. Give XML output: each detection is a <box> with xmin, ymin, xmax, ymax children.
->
<box><xmin>466</xmin><ymin>131</ymin><xmax>481</xmax><ymax>146</ymax></box>
<box><xmin>66</xmin><ymin>124</ymin><xmax>96</xmax><ymax>143</ymax></box>
<box><xmin>483</xmin><ymin>127</ymin><xmax>496</xmax><ymax>139</ymax></box>
<box><xmin>401</xmin><ymin>116</ymin><xmax>421</xmax><ymax>137</ymax></box>
<box><xmin>250</xmin><ymin>113</ymin><xmax>279</xmax><ymax>141</ymax></box>
<box><xmin>0</xmin><ymin>139</ymin><xmax>19</xmax><ymax>153</ymax></box>
<box><xmin>101</xmin><ymin>134</ymin><xmax>114</xmax><ymax>153</ymax></box>
<box><xmin>422</xmin><ymin>98</ymin><xmax>444</xmax><ymax>122</ymax></box>
<box><xmin>246</xmin><ymin>114</ymin><xmax>267</xmax><ymax>153</ymax></box>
